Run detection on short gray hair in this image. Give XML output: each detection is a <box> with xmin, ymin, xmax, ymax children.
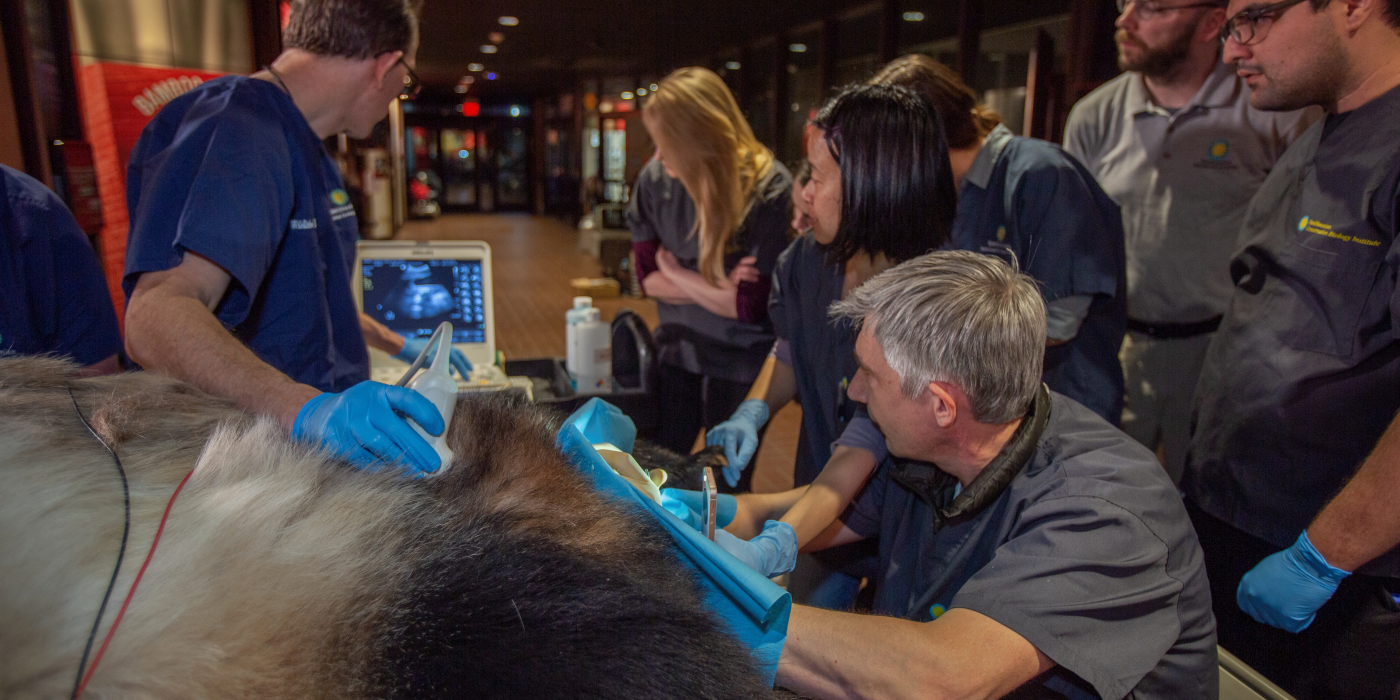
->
<box><xmin>830</xmin><ymin>250</ymin><xmax>1046</xmax><ymax>424</ymax></box>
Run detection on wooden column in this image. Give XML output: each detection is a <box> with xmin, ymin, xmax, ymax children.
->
<box><xmin>0</xmin><ymin>0</ymin><xmax>48</xmax><ymax>183</ymax></box>
<box><xmin>877</xmin><ymin>0</ymin><xmax>901</xmax><ymax>64</ymax></box>
<box><xmin>248</xmin><ymin>0</ymin><xmax>284</xmax><ymax>70</ymax></box>
<box><xmin>955</xmin><ymin>0</ymin><xmax>983</xmax><ymax>87</ymax></box>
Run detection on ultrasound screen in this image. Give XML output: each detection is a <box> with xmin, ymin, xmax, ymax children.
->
<box><xmin>361</xmin><ymin>259</ymin><xmax>486</xmax><ymax>344</ymax></box>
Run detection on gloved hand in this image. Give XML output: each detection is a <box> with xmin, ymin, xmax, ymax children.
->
<box><xmin>659</xmin><ymin>488</ymin><xmax>737</xmax><ymax>531</ymax></box>
<box><xmin>714</xmin><ymin>520</ymin><xmax>797</xmax><ymax>579</ymax></box>
<box><xmin>396</xmin><ymin>336</ymin><xmax>473</xmax><ymax>378</ymax></box>
<box><xmin>293</xmin><ymin>380</ymin><xmax>446</xmax><ymax>474</ymax></box>
<box><xmin>1237</xmin><ymin>531</ymin><xmax>1350</xmax><ymax>633</ymax></box>
<box><xmin>706</xmin><ymin>399</ymin><xmax>770</xmax><ymax>487</ymax></box>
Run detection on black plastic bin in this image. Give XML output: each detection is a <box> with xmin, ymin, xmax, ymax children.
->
<box><xmin>503</xmin><ymin>357</ymin><xmax>661</xmax><ymax>438</ymax></box>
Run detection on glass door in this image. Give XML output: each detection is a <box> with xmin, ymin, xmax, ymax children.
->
<box><xmin>439</xmin><ymin>128</ymin><xmax>477</xmax><ymax>210</ymax></box>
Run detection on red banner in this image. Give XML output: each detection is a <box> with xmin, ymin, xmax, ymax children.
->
<box><xmin>79</xmin><ymin>62</ymin><xmax>228</xmax><ymax>322</ymax></box>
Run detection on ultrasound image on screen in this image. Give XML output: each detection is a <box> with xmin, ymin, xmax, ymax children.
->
<box><xmin>361</xmin><ymin>259</ymin><xmax>487</xmax><ymax>344</ymax></box>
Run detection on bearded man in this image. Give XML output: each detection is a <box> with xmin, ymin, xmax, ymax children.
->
<box><xmin>1064</xmin><ymin>0</ymin><xmax>1316</xmax><ymax>484</ymax></box>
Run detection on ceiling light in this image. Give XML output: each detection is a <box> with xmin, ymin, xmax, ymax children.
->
<box><xmin>454</xmin><ymin>85</ymin><xmax>468</xmax><ymax>93</ymax></box>
<box><xmin>468</xmin><ymin>63</ymin><xmax>484</xmax><ymax>71</ymax></box>
<box><xmin>726</xmin><ymin>61</ymin><xmax>741</xmax><ymax>70</ymax></box>
<box><xmin>650</xmin><ymin>83</ymin><xmax>658</xmax><ymax>91</ymax></box>
<box><xmin>486</xmin><ymin>72</ymin><xmax>497</xmax><ymax>80</ymax></box>
<box><xmin>903</xmin><ymin>11</ymin><xmax>925</xmax><ymax>21</ymax></box>
<box><xmin>789</xmin><ymin>43</ymin><xmax>807</xmax><ymax>53</ymax></box>
<box><xmin>462</xmin><ymin>75</ymin><xmax>475</xmax><ymax>84</ymax></box>
<box><xmin>509</xmin><ymin>106</ymin><xmax>521</xmax><ymax>117</ymax></box>
<box><xmin>488</xmin><ymin>32</ymin><xmax>504</xmax><ymax>43</ymax></box>
<box><xmin>481</xmin><ymin>45</ymin><xmax>497</xmax><ymax>54</ymax></box>
<box><xmin>636</xmin><ymin>87</ymin><xmax>647</xmax><ymax>95</ymax></box>
<box><xmin>620</xmin><ymin>91</ymin><xmax>634</xmax><ymax>100</ymax></box>
<box><xmin>499</xmin><ymin>16</ymin><xmax>518</xmax><ymax>26</ymax></box>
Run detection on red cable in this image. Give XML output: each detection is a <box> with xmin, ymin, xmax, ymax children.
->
<box><xmin>74</xmin><ymin>468</ymin><xmax>195</xmax><ymax>699</ymax></box>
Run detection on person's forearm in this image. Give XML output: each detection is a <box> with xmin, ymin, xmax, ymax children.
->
<box><xmin>747</xmin><ymin>355</ymin><xmax>798</xmax><ymax>414</ymax></box>
<box><xmin>728</xmin><ymin>486</ymin><xmax>809</xmax><ymax>539</ymax></box>
<box><xmin>126</xmin><ymin>293</ymin><xmax>319</xmax><ymax>430</ymax></box>
<box><xmin>659</xmin><ymin>264</ymin><xmax>742</xmax><ymax>319</ymax></box>
<box><xmin>782</xmin><ymin>446</ymin><xmax>878</xmax><ymax>547</ymax></box>
<box><xmin>641</xmin><ymin>271</ymin><xmax>693</xmax><ymax>305</ymax></box>
<box><xmin>1308</xmin><ymin>411</ymin><xmax>1400</xmax><ymax>570</ymax></box>
<box><xmin>778</xmin><ymin>607</ymin><xmax>1052</xmax><ymax>700</ymax></box>
<box><xmin>360</xmin><ymin>312</ymin><xmax>406</xmax><ymax>355</ymax></box>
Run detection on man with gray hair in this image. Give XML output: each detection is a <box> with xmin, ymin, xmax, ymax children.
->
<box><xmin>738</xmin><ymin>251</ymin><xmax>1218</xmax><ymax>699</ymax></box>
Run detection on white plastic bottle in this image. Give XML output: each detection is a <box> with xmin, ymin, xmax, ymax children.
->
<box><xmin>407</xmin><ymin>325</ymin><xmax>458</xmax><ymax>474</ymax></box>
<box><xmin>565</xmin><ymin>296</ymin><xmax>593</xmax><ymax>384</ymax></box>
<box><xmin>568</xmin><ymin>304</ymin><xmax>612</xmax><ymax>395</ymax></box>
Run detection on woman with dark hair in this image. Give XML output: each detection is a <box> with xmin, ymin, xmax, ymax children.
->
<box><xmin>701</xmin><ymin>84</ymin><xmax>956</xmax><ymax>604</ymax></box>
<box><xmin>867</xmin><ymin>54</ymin><xmax>1127</xmax><ymax>425</ymax></box>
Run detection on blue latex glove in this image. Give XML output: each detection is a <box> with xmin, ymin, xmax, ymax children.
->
<box><xmin>1237</xmin><ymin>531</ymin><xmax>1351</xmax><ymax>633</ymax></box>
<box><xmin>660</xmin><ymin>488</ymin><xmax>737</xmax><ymax>530</ymax></box>
<box><xmin>706</xmin><ymin>399</ymin><xmax>770</xmax><ymax>487</ymax></box>
<box><xmin>293</xmin><ymin>381</ymin><xmax>446</xmax><ymax>474</ymax></box>
<box><xmin>714</xmin><ymin>520</ymin><xmax>797</xmax><ymax>579</ymax></box>
<box><xmin>396</xmin><ymin>336</ymin><xmax>473</xmax><ymax>378</ymax></box>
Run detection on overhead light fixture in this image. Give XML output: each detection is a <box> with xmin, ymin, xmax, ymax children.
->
<box><xmin>636</xmin><ymin>87</ymin><xmax>647</xmax><ymax>95</ymax></box>
<box><xmin>789</xmin><ymin>43</ymin><xmax>807</xmax><ymax>53</ymax></box>
<box><xmin>620</xmin><ymin>91</ymin><xmax>634</xmax><ymax>100</ymax></box>
<box><xmin>499</xmin><ymin>16</ymin><xmax>518</xmax><ymax>26</ymax></box>
<box><xmin>454</xmin><ymin>85</ymin><xmax>468</xmax><ymax>93</ymax></box>
<box><xmin>488</xmin><ymin>32</ymin><xmax>504</xmax><ymax>43</ymax></box>
<box><xmin>486</xmin><ymin>72</ymin><xmax>497</xmax><ymax>80</ymax></box>
<box><xmin>509</xmin><ymin>105</ymin><xmax>521</xmax><ymax>117</ymax></box>
<box><xmin>903</xmin><ymin>11</ymin><xmax>925</xmax><ymax>21</ymax></box>
<box><xmin>650</xmin><ymin>83</ymin><xmax>658</xmax><ymax>91</ymax></box>
<box><xmin>462</xmin><ymin>75</ymin><xmax>475</xmax><ymax>84</ymax></box>
<box><xmin>481</xmin><ymin>45</ymin><xmax>497</xmax><ymax>53</ymax></box>
<box><xmin>468</xmin><ymin>63</ymin><xmax>484</xmax><ymax>71</ymax></box>
<box><xmin>726</xmin><ymin>61</ymin><xmax>741</xmax><ymax>70</ymax></box>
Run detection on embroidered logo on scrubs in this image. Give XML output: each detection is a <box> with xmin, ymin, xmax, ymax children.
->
<box><xmin>928</xmin><ymin>604</ymin><xmax>947</xmax><ymax>619</ymax></box>
<box><xmin>329</xmin><ymin>189</ymin><xmax>357</xmax><ymax>222</ymax></box>
<box><xmin>1299</xmin><ymin>215</ymin><xmax>1383</xmax><ymax>248</ymax></box>
<box><xmin>1193</xmin><ymin>139</ymin><xmax>1238</xmax><ymax>170</ymax></box>
<box><xmin>289</xmin><ymin>218</ymin><xmax>317</xmax><ymax>230</ymax></box>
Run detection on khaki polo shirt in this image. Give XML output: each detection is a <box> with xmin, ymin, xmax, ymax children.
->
<box><xmin>1065</xmin><ymin>63</ymin><xmax>1317</xmax><ymax>324</ymax></box>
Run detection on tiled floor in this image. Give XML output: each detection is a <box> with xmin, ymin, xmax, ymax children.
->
<box><xmin>398</xmin><ymin>213</ymin><xmax>797</xmax><ymax>493</ymax></box>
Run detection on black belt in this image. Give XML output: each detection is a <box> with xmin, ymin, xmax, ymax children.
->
<box><xmin>1127</xmin><ymin>315</ymin><xmax>1222</xmax><ymax>339</ymax></box>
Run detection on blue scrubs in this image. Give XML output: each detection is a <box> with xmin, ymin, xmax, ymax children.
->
<box><xmin>124</xmin><ymin>76</ymin><xmax>366</xmax><ymax>392</ymax></box>
<box><xmin>0</xmin><ymin>165</ymin><xmax>121</xmax><ymax>364</ymax></box>
<box><xmin>768</xmin><ymin>234</ymin><xmax>859</xmax><ymax>487</ymax></box>
<box><xmin>951</xmin><ymin>125</ymin><xmax>1127</xmax><ymax>423</ymax></box>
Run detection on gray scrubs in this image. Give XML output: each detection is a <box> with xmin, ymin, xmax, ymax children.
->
<box><xmin>846</xmin><ymin>391</ymin><xmax>1217</xmax><ymax>700</ymax></box>
<box><xmin>626</xmin><ymin>159</ymin><xmax>793</xmax><ymax>383</ymax></box>
<box><xmin>1185</xmin><ymin>83</ymin><xmax>1400</xmax><ymax>576</ymax></box>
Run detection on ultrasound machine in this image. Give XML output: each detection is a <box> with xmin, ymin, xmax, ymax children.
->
<box><xmin>355</xmin><ymin>240</ymin><xmax>523</xmax><ymax>395</ymax></box>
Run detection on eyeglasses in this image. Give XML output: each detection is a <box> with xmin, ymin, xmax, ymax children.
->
<box><xmin>397</xmin><ymin>56</ymin><xmax>421</xmax><ymax>100</ymax></box>
<box><xmin>1219</xmin><ymin>0</ymin><xmax>1308</xmax><ymax>45</ymax></box>
<box><xmin>1117</xmin><ymin>0</ymin><xmax>1224</xmax><ymax>20</ymax></box>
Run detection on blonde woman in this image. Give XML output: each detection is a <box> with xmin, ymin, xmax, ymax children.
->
<box><xmin>627</xmin><ymin>67</ymin><xmax>793</xmax><ymax>490</ymax></box>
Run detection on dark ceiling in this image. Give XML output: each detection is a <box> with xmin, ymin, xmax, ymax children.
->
<box><xmin>414</xmin><ymin>0</ymin><xmax>876</xmax><ymax>100</ymax></box>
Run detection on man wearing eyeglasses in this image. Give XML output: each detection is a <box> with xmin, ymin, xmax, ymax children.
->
<box><xmin>1065</xmin><ymin>0</ymin><xmax>1317</xmax><ymax>487</ymax></box>
<box><xmin>121</xmin><ymin>0</ymin><xmax>451</xmax><ymax>475</ymax></box>
<box><xmin>1184</xmin><ymin>0</ymin><xmax>1400</xmax><ymax>696</ymax></box>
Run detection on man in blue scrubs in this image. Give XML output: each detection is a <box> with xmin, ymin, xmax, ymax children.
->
<box><xmin>774</xmin><ymin>252</ymin><xmax>1216</xmax><ymax>700</ymax></box>
<box><xmin>0</xmin><ymin>164</ymin><xmax>121</xmax><ymax>374</ymax></box>
<box><xmin>872</xmin><ymin>54</ymin><xmax>1127</xmax><ymax>425</ymax></box>
<box><xmin>123</xmin><ymin>0</ymin><xmax>445</xmax><ymax>473</ymax></box>
<box><xmin>1185</xmin><ymin>0</ymin><xmax>1400</xmax><ymax>696</ymax></box>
